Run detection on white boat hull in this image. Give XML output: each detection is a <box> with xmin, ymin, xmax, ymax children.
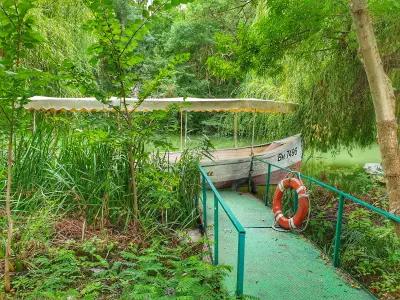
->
<box><xmin>169</xmin><ymin>135</ymin><xmax>302</xmax><ymax>188</ymax></box>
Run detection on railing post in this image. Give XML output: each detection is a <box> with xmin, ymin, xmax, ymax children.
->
<box><xmin>264</xmin><ymin>164</ymin><xmax>271</xmax><ymax>206</ymax></box>
<box><xmin>213</xmin><ymin>193</ymin><xmax>219</xmax><ymax>265</ymax></box>
<box><xmin>202</xmin><ymin>175</ymin><xmax>207</xmax><ymax>229</ymax></box>
<box><xmin>236</xmin><ymin>231</ymin><xmax>246</xmax><ymax>296</ymax></box>
<box><xmin>333</xmin><ymin>195</ymin><xmax>345</xmax><ymax>267</ymax></box>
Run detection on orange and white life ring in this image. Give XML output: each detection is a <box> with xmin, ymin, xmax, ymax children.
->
<box><xmin>272</xmin><ymin>177</ymin><xmax>309</xmax><ymax>230</ymax></box>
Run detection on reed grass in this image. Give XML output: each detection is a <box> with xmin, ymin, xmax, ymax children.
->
<box><xmin>2</xmin><ymin>111</ymin><xmax>203</xmax><ymax>231</ymax></box>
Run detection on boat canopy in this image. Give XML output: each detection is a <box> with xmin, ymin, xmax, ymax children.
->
<box><xmin>24</xmin><ymin>96</ymin><xmax>297</xmax><ymax>113</ymax></box>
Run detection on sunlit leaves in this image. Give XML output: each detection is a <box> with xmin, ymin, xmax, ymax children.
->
<box><xmin>0</xmin><ymin>0</ymin><xmax>52</xmax><ymax>126</ymax></box>
<box><xmin>82</xmin><ymin>1</ymin><xmax>149</xmax><ymax>98</ymax></box>
<box><xmin>231</xmin><ymin>0</ymin><xmax>400</xmax><ymax>151</ymax></box>
<box><xmin>81</xmin><ymin>0</ymin><xmax>191</xmax><ymax>102</ymax></box>
<box><xmin>0</xmin><ymin>0</ymin><xmax>43</xmax><ymax>67</ymax></box>
<box><xmin>138</xmin><ymin>53</ymin><xmax>189</xmax><ymax>100</ymax></box>
<box><xmin>207</xmin><ymin>33</ymin><xmax>241</xmax><ymax>81</ymax></box>
<box><xmin>243</xmin><ymin>0</ymin><xmax>352</xmax><ymax>74</ymax></box>
<box><xmin>154</xmin><ymin>0</ymin><xmax>193</xmax><ymax>11</ymax></box>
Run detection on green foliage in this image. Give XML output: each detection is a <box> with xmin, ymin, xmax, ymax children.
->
<box><xmin>165</xmin><ymin>0</ymin><xmax>399</xmax><ymax>150</ymax></box>
<box><xmin>238</xmin><ymin>0</ymin><xmax>369</xmax><ymax>149</ymax></box>
<box><xmin>0</xmin><ymin>1</ymin><xmax>54</xmax><ymax>292</ymax></box>
<box><xmin>13</xmin><ymin>205</ymin><xmax>58</xmax><ymax>260</ymax></box>
<box><xmin>207</xmin><ymin>33</ymin><xmax>242</xmax><ymax>81</ymax></box>
<box><xmin>301</xmin><ymin>161</ymin><xmax>400</xmax><ymax>297</ymax></box>
<box><xmin>0</xmin><ymin>0</ymin><xmax>42</xmax><ymax>66</ymax></box>
<box><xmin>0</xmin><ymin>197</ymin><xmax>59</xmax><ymax>261</ymax></box>
<box><xmin>61</xmin><ymin>0</ymin><xmax>194</xmax><ymax>224</ymax></box>
<box><xmin>6</xmin><ymin>111</ymin><xmax>205</xmax><ymax>228</ymax></box>
<box><xmin>302</xmin><ymin>162</ymin><xmax>376</xmax><ymax>196</ymax></box>
<box><xmin>14</xmin><ymin>248</ymin><xmax>83</xmax><ymax>293</ymax></box>
<box><xmin>137</xmin><ymin>142</ymin><xmax>209</xmax><ymax>227</ymax></box>
<box><xmin>342</xmin><ymin>210</ymin><xmax>400</xmax><ymax>296</ymax></box>
<box><xmin>235</xmin><ymin>0</ymin><xmax>400</xmax><ymax>151</ymax></box>
<box><xmin>77</xmin><ymin>0</ymin><xmax>191</xmax><ymax>100</ymax></box>
<box><xmin>9</xmin><ymin>237</ymin><xmax>231</xmax><ymax>299</ymax></box>
<box><xmin>0</xmin><ymin>0</ymin><xmax>51</xmax><ymax>121</ymax></box>
<box><xmin>26</xmin><ymin>0</ymin><xmax>95</xmax><ymax>96</ymax></box>
<box><xmin>155</xmin><ymin>0</ymin><xmax>253</xmax><ymax>98</ymax></box>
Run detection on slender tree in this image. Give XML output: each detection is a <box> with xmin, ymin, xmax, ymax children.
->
<box><xmin>349</xmin><ymin>0</ymin><xmax>400</xmax><ymax>234</ymax></box>
<box><xmin>76</xmin><ymin>0</ymin><xmax>189</xmax><ymax>224</ymax></box>
<box><xmin>0</xmin><ymin>0</ymin><xmax>48</xmax><ymax>291</ymax></box>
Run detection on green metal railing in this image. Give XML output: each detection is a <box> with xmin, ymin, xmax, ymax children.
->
<box><xmin>199</xmin><ymin>166</ymin><xmax>246</xmax><ymax>296</ymax></box>
<box><xmin>256</xmin><ymin>158</ymin><xmax>400</xmax><ymax>267</ymax></box>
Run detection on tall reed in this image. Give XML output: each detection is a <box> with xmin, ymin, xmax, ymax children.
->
<box><xmin>4</xmin><ymin>111</ymin><xmax>203</xmax><ymax>230</ymax></box>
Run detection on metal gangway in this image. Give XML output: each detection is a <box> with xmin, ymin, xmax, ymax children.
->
<box><xmin>198</xmin><ymin>161</ymin><xmax>400</xmax><ymax>299</ymax></box>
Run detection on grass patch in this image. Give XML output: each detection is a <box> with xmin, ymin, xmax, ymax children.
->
<box><xmin>306</xmin><ymin>144</ymin><xmax>381</xmax><ymax>167</ymax></box>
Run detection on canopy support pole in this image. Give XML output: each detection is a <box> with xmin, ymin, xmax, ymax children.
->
<box><xmin>248</xmin><ymin>111</ymin><xmax>257</xmax><ymax>193</ymax></box>
<box><xmin>184</xmin><ymin>111</ymin><xmax>188</xmax><ymax>148</ymax></box>
<box><xmin>32</xmin><ymin>111</ymin><xmax>36</xmax><ymax>133</ymax></box>
<box><xmin>251</xmin><ymin>111</ymin><xmax>256</xmax><ymax>156</ymax></box>
<box><xmin>234</xmin><ymin>113</ymin><xmax>238</xmax><ymax>148</ymax></box>
<box><xmin>180</xmin><ymin>109</ymin><xmax>183</xmax><ymax>151</ymax></box>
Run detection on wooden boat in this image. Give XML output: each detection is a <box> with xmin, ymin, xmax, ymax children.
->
<box><xmin>24</xmin><ymin>97</ymin><xmax>301</xmax><ymax>188</ymax></box>
<box><xmin>169</xmin><ymin>135</ymin><xmax>302</xmax><ymax>188</ymax></box>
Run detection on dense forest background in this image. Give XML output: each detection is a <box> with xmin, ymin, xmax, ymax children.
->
<box><xmin>24</xmin><ymin>0</ymin><xmax>400</xmax><ymax>151</ymax></box>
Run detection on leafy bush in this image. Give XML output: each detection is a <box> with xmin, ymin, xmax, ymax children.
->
<box><xmin>8</xmin><ymin>237</ymin><xmax>231</xmax><ymax>299</ymax></box>
<box><xmin>342</xmin><ymin>209</ymin><xmax>400</xmax><ymax>296</ymax></box>
<box><xmin>301</xmin><ymin>161</ymin><xmax>400</xmax><ymax>298</ymax></box>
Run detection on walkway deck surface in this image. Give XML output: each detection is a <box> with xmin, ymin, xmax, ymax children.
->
<box><xmin>205</xmin><ymin>190</ymin><xmax>374</xmax><ymax>299</ymax></box>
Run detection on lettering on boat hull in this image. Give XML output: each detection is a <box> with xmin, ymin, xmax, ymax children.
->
<box><xmin>169</xmin><ymin>135</ymin><xmax>302</xmax><ymax>188</ymax></box>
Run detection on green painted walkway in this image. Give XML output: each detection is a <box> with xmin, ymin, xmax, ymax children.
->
<box><xmin>205</xmin><ymin>191</ymin><xmax>374</xmax><ymax>299</ymax></box>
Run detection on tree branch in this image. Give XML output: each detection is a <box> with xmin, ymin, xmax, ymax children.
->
<box><xmin>0</xmin><ymin>3</ymin><xmax>16</xmax><ymax>28</ymax></box>
<box><xmin>220</xmin><ymin>0</ymin><xmax>255</xmax><ymax>14</ymax></box>
<box><xmin>0</xmin><ymin>104</ymin><xmax>11</xmax><ymax>124</ymax></box>
<box><xmin>118</xmin><ymin>0</ymin><xmax>169</xmax><ymax>59</ymax></box>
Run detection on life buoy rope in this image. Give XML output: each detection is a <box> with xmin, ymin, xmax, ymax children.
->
<box><xmin>272</xmin><ymin>173</ymin><xmax>310</xmax><ymax>232</ymax></box>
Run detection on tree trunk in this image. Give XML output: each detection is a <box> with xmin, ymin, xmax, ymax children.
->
<box><xmin>128</xmin><ymin>148</ymin><xmax>139</xmax><ymax>223</ymax></box>
<box><xmin>4</xmin><ymin>123</ymin><xmax>14</xmax><ymax>292</ymax></box>
<box><xmin>350</xmin><ymin>0</ymin><xmax>400</xmax><ymax>234</ymax></box>
<box><xmin>119</xmin><ymin>80</ymin><xmax>139</xmax><ymax>225</ymax></box>
<box><xmin>234</xmin><ymin>113</ymin><xmax>238</xmax><ymax>148</ymax></box>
